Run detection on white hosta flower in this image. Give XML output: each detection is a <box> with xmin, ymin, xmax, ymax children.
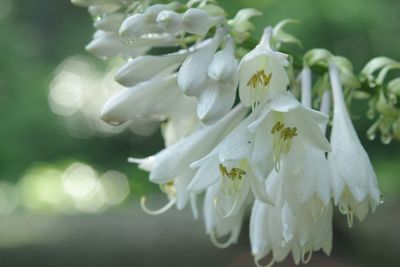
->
<box><xmin>178</xmin><ymin>29</ymin><xmax>224</xmax><ymax>96</ymax></box>
<box><xmin>100</xmin><ymin>74</ymin><xmax>183</xmax><ymax>125</ymax></box>
<box><xmin>115</xmin><ymin>52</ymin><xmax>188</xmax><ymax>87</ymax></box>
<box><xmin>197</xmin><ymin>38</ymin><xmax>238</xmax><ymax>124</ymax></box>
<box><xmin>204</xmin><ymin>183</ymin><xmax>247</xmax><ymax>248</ymax></box>
<box><xmin>237</xmin><ymin>27</ymin><xmax>289</xmax><ymax>109</ymax></box>
<box><xmin>182</xmin><ymin>8</ymin><xmax>224</xmax><ymax>36</ymax></box>
<box><xmin>248</xmin><ymin>92</ymin><xmax>331</xmax><ymax>180</ymax></box>
<box><xmin>250</xmin><ymin>198</ymin><xmax>332</xmax><ymax>267</ymax></box>
<box><xmin>119</xmin><ymin>2</ymin><xmax>180</xmax><ymax>42</ymax></box>
<box><xmin>189</xmin><ymin>111</ymin><xmax>273</xmax><ymax>217</ymax></box>
<box><xmin>272</xmin><ymin>66</ymin><xmax>332</xmax><ymax>211</ymax></box>
<box><xmin>132</xmin><ymin>105</ymin><xmax>247</xmax><ymax>184</ymax></box>
<box><xmin>328</xmin><ymin>63</ymin><xmax>381</xmax><ymax>226</ymax></box>
<box><xmin>129</xmin><ymin>105</ymin><xmax>247</xmax><ymax>214</ymax></box>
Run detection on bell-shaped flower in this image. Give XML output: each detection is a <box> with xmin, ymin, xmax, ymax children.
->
<box><xmin>250</xmin><ymin>171</ymin><xmax>333</xmax><ymax>267</ymax></box>
<box><xmin>250</xmin><ymin>199</ymin><xmax>333</xmax><ymax>267</ymax></box>
<box><xmin>129</xmin><ymin>105</ymin><xmax>247</xmax><ymax>213</ymax></box>
<box><xmin>119</xmin><ymin>2</ymin><xmax>180</xmax><ymax>42</ymax></box>
<box><xmin>237</xmin><ymin>27</ymin><xmax>289</xmax><ymax>109</ymax></box>
<box><xmin>182</xmin><ymin>8</ymin><xmax>224</xmax><ymax>36</ymax></box>
<box><xmin>197</xmin><ymin>38</ymin><xmax>238</xmax><ymax>124</ymax></box>
<box><xmin>115</xmin><ymin>51</ymin><xmax>188</xmax><ymax>87</ymax></box>
<box><xmin>270</xmin><ymin>66</ymin><xmax>331</xmax><ymax>212</ymax></box>
<box><xmin>203</xmin><ymin>183</ymin><xmax>247</xmax><ymax>249</ymax></box>
<box><xmin>328</xmin><ymin>63</ymin><xmax>381</xmax><ymax>226</ymax></box>
<box><xmin>247</xmin><ymin>91</ymin><xmax>331</xmax><ymax>181</ymax></box>
<box><xmin>188</xmin><ymin>111</ymin><xmax>274</xmax><ymax>217</ymax></box>
<box><xmin>178</xmin><ymin>28</ymin><xmax>224</xmax><ymax>96</ymax></box>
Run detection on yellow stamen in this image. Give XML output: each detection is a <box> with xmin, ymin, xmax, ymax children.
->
<box><xmin>271</xmin><ymin>121</ymin><xmax>298</xmax><ymax>171</ymax></box>
<box><xmin>247</xmin><ymin>70</ymin><xmax>272</xmax><ymax>89</ymax></box>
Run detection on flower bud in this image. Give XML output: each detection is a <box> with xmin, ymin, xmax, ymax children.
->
<box><xmin>183</xmin><ymin>8</ymin><xmax>222</xmax><ymax>36</ymax></box>
<box><xmin>156</xmin><ymin>10</ymin><xmax>183</xmax><ymax>35</ymax></box>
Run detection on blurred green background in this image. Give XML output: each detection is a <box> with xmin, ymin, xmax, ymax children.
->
<box><xmin>0</xmin><ymin>0</ymin><xmax>399</xmax><ymax>266</ymax></box>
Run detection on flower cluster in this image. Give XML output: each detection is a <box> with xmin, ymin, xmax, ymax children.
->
<box><xmin>71</xmin><ymin>0</ymin><xmax>387</xmax><ymax>266</ymax></box>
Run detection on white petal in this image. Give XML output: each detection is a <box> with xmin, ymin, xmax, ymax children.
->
<box><xmin>85</xmin><ymin>31</ymin><xmax>125</xmax><ymax>58</ymax></box>
<box><xmin>156</xmin><ymin>10</ymin><xmax>183</xmax><ymax>34</ymax></box>
<box><xmin>178</xmin><ymin>32</ymin><xmax>222</xmax><ymax>96</ymax></box>
<box><xmin>207</xmin><ymin>38</ymin><xmax>238</xmax><ymax>83</ymax></box>
<box><xmin>182</xmin><ymin>8</ymin><xmax>219</xmax><ymax>36</ymax></box>
<box><xmin>119</xmin><ymin>14</ymin><xmax>150</xmax><ymax>41</ymax></box>
<box><xmin>100</xmin><ymin>75</ymin><xmax>180</xmax><ymax>125</ymax></box>
<box><xmin>197</xmin><ymin>82</ymin><xmax>236</xmax><ymax>125</ymax></box>
<box><xmin>115</xmin><ymin>53</ymin><xmax>186</xmax><ymax>87</ymax></box>
<box><xmin>149</xmin><ymin>105</ymin><xmax>248</xmax><ymax>183</ymax></box>
<box><xmin>188</xmin><ymin>155</ymin><xmax>220</xmax><ymax>192</ymax></box>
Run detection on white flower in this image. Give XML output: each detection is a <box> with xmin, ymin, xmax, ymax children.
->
<box><xmin>178</xmin><ymin>29</ymin><xmax>224</xmax><ymax>96</ymax></box>
<box><xmin>129</xmin><ymin>105</ymin><xmax>248</xmax><ymax>213</ymax></box>
<box><xmin>197</xmin><ymin>38</ymin><xmax>238</xmax><ymax>124</ymax></box>
<box><xmin>115</xmin><ymin>51</ymin><xmax>188</xmax><ymax>87</ymax></box>
<box><xmin>248</xmin><ymin>92</ymin><xmax>331</xmax><ymax>180</ymax></box>
<box><xmin>237</xmin><ymin>27</ymin><xmax>289</xmax><ymax>109</ymax></box>
<box><xmin>189</xmin><ymin>111</ymin><xmax>274</xmax><ymax>217</ymax></box>
<box><xmin>328</xmin><ymin>63</ymin><xmax>381</xmax><ymax>226</ymax></box>
<box><xmin>250</xmin><ymin>197</ymin><xmax>332</xmax><ymax>267</ymax></box>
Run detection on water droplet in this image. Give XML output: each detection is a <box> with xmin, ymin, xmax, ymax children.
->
<box><xmin>93</xmin><ymin>15</ymin><xmax>102</xmax><ymax>22</ymax></box>
<box><xmin>108</xmin><ymin>120</ymin><xmax>122</xmax><ymax>126</ymax></box>
<box><xmin>367</xmin><ymin>132</ymin><xmax>376</xmax><ymax>141</ymax></box>
<box><xmin>381</xmin><ymin>134</ymin><xmax>392</xmax><ymax>144</ymax></box>
<box><xmin>380</xmin><ymin>194</ymin><xmax>385</xmax><ymax>204</ymax></box>
<box><xmin>127</xmin><ymin>39</ymin><xmax>133</xmax><ymax>45</ymax></box>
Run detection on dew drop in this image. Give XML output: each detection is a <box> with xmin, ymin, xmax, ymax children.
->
<box><xmin>108</xmin><ymin>120</ymin><xmax>122</xmax><ymax>126</ymax></box>
<box><xmin>367</xmin><ymin>132</ymin><xmax>376</xmax><ymax>141</ymax></box>
<box><xmin>93</xmin><ymin>15</ymin><xmax>102</xmax><ymax>22</ymax></box>
<box><xmin>380</xmin><ymin>194</ymin><xmax>385</xmax><ymax>204</ymax></box>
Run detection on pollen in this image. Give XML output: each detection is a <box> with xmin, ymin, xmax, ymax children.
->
<box><xmin>247</xmin><ymin>69</ymin><xmax>272</xmax><ymax>89</ymax></box>
<box><xmin>219</xmin><ymin>164</ymin><xmax>246</xmax><ymax>180</ymax></box>
<box><xmin>271</xmin><ymin>121</ymin><xmax>298</xmax><ymax>171</ymax></box>
<box><xmin>219</xmin><ymin>164</ymin><xmax>246</xmax><ymax>195</ymax></box>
